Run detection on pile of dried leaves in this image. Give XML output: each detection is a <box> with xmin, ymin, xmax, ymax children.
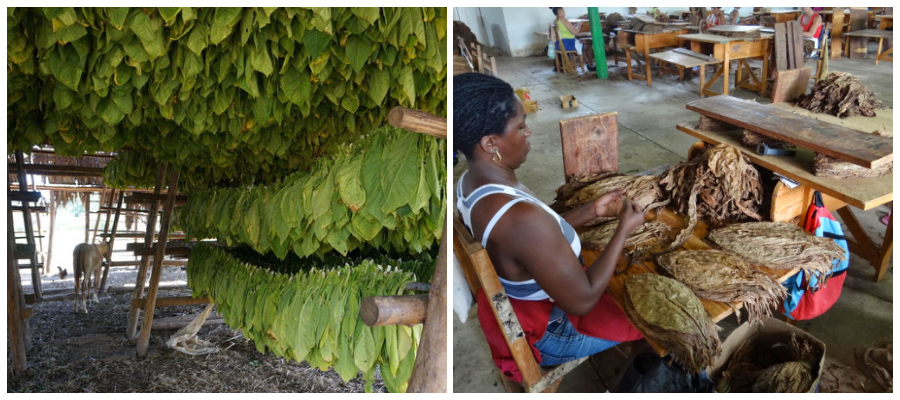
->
<box><xmin>623</xmin><ymin>274</ymin><xmax>720</xmax><ymax>374</ymax></box>
<box><xmin>604</xmin><ymin>13</ymin><xmax>626</xmax><ymax>33</ymax></box>
<box><xmin>742</xmin><ymin>129</ymin><xmax>795</xmax><ymax>149</ymax></box>
<box><xmin>859</xmin><ymin>338</ymin><xmax>892</xmax><ymax>392</ymax></box>
<box><xmin>707</xmin><ymin>222</ymin><xmax>847</xmax><ymax>280</ymax></box>
<box><xmin>553</xmin><ymin>174</ymin><xmax>669</xmax><ymax>225</ymax></box>
<box><xmin>657</xmin><ymin>144</ymin><xmax>763</xmax><ymax>253</ymax></box>
<box><xmin>657</xmin><ymin>250</ymin><xmax>787</xmax><ymax>325</ymax></box>
<box><xmin>796</xmin><ymin>72</ymin><xmax>886</xmax><ymax>119</ymax></box>
<box><xmin>715</xmin><ymin>334</ymin><xmax>822</xmax><ymax>393</ymax></box>
<box><xmin>580</xmin><ymin>220</ymin><xmax>670</xmax><ymax>253</ymax></box>
<box><xmin>713</xmin><ymin>30</ymin><xmax>761</xmax><ymax>39</ymax></box>
<box><xmin>814</xmin><ymin>128</ymin><xmax>893</xmax><ymax>178</ymax></box>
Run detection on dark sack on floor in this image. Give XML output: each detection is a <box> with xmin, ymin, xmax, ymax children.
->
<box><xmin>615</xmin><ymin>352</ymin><xmax>715</xmax><ymax>393</ymax></box>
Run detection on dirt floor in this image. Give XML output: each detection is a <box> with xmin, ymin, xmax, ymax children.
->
<box><xmin>8</xmin><ymin>265</ymin><xmax>386</xmax><ymax>393</ymax></box>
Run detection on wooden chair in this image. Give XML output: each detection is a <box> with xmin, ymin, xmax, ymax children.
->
<box><xmin>806</xmin><ymin>23</ymin><xmax>831</xmax><ymax>82</ymax></box>
<box><xmin>553</xmin><ymin>24</ymin><xmax>586</xmax><ymax>74</ymax></box>
<box><xmin>453</xmin><ymin>214</ymin><xmax>587</xmax><ymax>393</ymax></box>
<box><xmin>470</xmin><ymin>42</ymin><xmax>498</xmax><ymax>77</ymax></box>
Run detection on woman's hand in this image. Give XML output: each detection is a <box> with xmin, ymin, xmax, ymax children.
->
<box><xmin>593</xmin><ymin>189</ymin><xmax>625</xmax><ymax>219</ymax></box>
<box><xmin>617</xmin><ymin>197</ymin><xmax>646</xmax><ymax>234</ymax></box>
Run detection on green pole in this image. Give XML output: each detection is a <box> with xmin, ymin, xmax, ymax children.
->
<box><xmin>588</xmin><ymin>7</ymin><xmax>608</xmax><ymax>79</ymax></box>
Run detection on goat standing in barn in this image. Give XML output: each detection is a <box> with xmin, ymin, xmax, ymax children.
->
<box><xmin>73</xmin><ymin>241</ymin><xmax>111</xmax><ymax>313</ymax></box>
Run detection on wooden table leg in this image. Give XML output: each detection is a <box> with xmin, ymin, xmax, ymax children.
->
<box><xmin>761</xmin><ymin>42</ymin><xmax>770</xmax><ymax>95</ymax></box>
<box><xmin>698</xmin><ymin>65</ymin><xmax>706</xmax><ymax>97</ymax></box>
<box><xmin>876</xmin><ymin>38</ymin><xmax>883</xmax><ymax>65</ymax></box>
<box><xmin>836</xmin><ymin>206</ymin><xmax>892</xmax><ymax>282</ymax></box>
<box><xmin>722</xmin><ymin>49</ymin><xmax>730</xmax><ymax>96</ymax></box>
<box><xmin>875</xmin><ymin>213</ymin><xmax>892</xmax><ymax>282</ymax></box>
<box><xmin>626</xmin><ymin>48</ymin><xmax>633</xmax><ymax>80</ymax></box>
<box><xmin>645</xmin><ymin>46</ymin><xmax>653</xmax><ymax>86</ymax></box>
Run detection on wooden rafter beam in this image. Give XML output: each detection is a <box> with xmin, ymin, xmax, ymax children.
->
<box><xmin>7</xmin><ymin>164</ymin><xmax>104</xmax><ymax>177</ymax></box>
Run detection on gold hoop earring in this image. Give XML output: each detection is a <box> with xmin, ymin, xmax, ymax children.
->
<box><xmin>492</xmin><ymin>150</ymin><xmax>502</xmax><ymax>162</ymax></box>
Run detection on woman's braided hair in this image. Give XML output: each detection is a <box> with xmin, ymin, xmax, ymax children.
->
<box><xmin>453</xmin><ymin>72</ymin><xmax>518</xmax><ymax>158</ymax></box>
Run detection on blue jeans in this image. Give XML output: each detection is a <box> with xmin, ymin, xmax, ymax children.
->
<box><xmin>534</xmin><ymin>316</ymin><xmax>620</xmax><ymax>366</ymax></box>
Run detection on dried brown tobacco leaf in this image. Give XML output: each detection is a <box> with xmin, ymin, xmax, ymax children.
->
<box><xmin>623</xmin><ymin>274</ymin><xmax>720</xmax><ymax>374</ymax></box>
<box><xmin>657</xmin><ymin>250</ymin><xmax>788</xmax><ymax>325</ymax></box>
<box><xmin>579</xmin><ymin>220</ymin><xmax>670</xmax><ymax>252</ymax></box>
<box><xmin>707</xmin><ymin>222</ymin><xmax>846</xmax><ymax>280</ymax></box>
<box><xmin>751</xmin><ymin>361</ymin><xmax>814</xmax><ymax>392</ymax></box>
<box><xmin>549</xmin><ymin>171</ymin><xmax>620</xmax><ymax>213</ymax></box>
<box><xmin>561</xmin><ymin>174</ymin><xmax>669</xmax><ymax>225</ymax></box>
<box><xmin>814</xmin><ymin>129</ymin><xmax>892</xmax><ymax>178</ymax></box>
<box><xmin>860</xmin><ymin>339</ymin><xmax>892</xmax><ymax>392</ymax></box>
<box><xmin>797</xmin><ymin>72</ymin><xmax>886</xmax><ymax>119</ymax></box>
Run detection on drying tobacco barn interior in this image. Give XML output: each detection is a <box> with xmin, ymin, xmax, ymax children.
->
<box><xmin>8</xmin><ymin>7</ymin><xmax>447</xmax><ymax>393</ymax></box>
<box><xmin>452</xmin><ymin>6</ymin><xmax>892</xmax><ymax>393</ymax></box>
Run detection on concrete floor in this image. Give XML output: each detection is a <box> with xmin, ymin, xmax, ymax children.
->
<box><xmin>452</xmin><ymin>46</ymin><xmax>893</xmax><ymax>392</ymax></box>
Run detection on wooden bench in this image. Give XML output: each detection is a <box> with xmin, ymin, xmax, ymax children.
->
<box><xmin>649</xmin><ymin>49</ymin><xmax>722</xmax><ymax>96</ymax></box>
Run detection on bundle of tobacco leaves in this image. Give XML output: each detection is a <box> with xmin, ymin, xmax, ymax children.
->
<box><xmin>559</xmin><ymin>174</ymin><xmax>669</xmax><ymax>225</ymax></box>
<box><xmin>657</xmin><ymin>250</ymin><xmax>787</xmax><ymax>325</ymax></box>
<box><xmin>713</xmin><ymin>29</ymin><xmax>761</xmax><ymax>39</ymax></box>
<box><xmin>796</xmin><ymin>72</ymin><xmax>886</xmax><ymax>118</ymax></box>
<box><xmin>623</xmin><ymin>274</ymin><xmax>720</xmax><ymax>374</ymax></box>
<box><xmin>549</xmin><ymin>172</ymin><xmax>620</xmax><ymax>213</ymax></box>
<box><xmin>707</xmin><ymin>222</ymin><xmax>846</xmax><ymax>280</ymax></box>
<box><xmin>604</xmin><ymin>12</ymin><xmax>625</xmax><ymax>33</ymax></box>
<box><xmin>453</xmin><ymin>21</ymin><xmax>479</xmax><ymax>56</ymax></box>
<box><xmin>657</xmin><ymin>144</ymin><xmax>763</xmax><ymax>253</ymax></box>
<box><xmin>579</xmin><ymin>220</ymin><xmax>670</xmax><ymax>253</ymax></box>
<box><xmin>814</xmin><ymin>128</ymin><xmax>893</xmax><ymax>178</ymax></box>
<box><xmin>715</xmin><ymin>334</ymin><xmax>821</xmax><ymax>393</ymax></box>
<box><xmin>742</xmin><ymin>130</ymin><xmax>796</xmax><ymax>149</ymax></box>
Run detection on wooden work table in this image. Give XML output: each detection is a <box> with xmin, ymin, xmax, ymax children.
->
<box><xmin>583</xmin><ymin>208</ymin><xmax>800</xmax><ymax>356</ymax></box>
<box><xmin>617</xmin><ymin>28</ymin><xmax>689</xmax><ymax>86</ymax></box>
<box><xmin>842</xmin><ymin>29</ymin><xmax>893</xmax><ymax>65</ymax></box>
<box><xmin>677</xmin><ymin>33</ymin><xmax>772</xmax><ymax>96</ymax></box>
<box><xmin>677</xmin><ymin>101</ymin><xmax>893</xmax><ymax>281</ymax></box>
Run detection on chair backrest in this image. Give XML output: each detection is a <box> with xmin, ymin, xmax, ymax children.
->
<box><xmin>469</xmin><ymin>42</ymin><xmax>498</xmax><ymax>77</ymax></box>
<box><xmin>452</xmin><ymin>213</ymin><xmax>582</xmax><ymax>393</ymax></box>
<box><xmin>554</xmin><ymin>24</ymin><xmax>576</xmax><ymax>74</ymax></box>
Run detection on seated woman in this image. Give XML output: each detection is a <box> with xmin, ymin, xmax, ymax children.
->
<box><xmin>701</xmin><ymin>7</ymin><xmax>726</xmax><ymax>32</ymax></box>
<box><xmin>550</xmin><ymin>7</ymin><xmax>595</xmax><ymax>71</ymax></box>
<box><xmin>454</xmin><ymin>72</ymin><xmax>645</xmax><ymax>383</ymax></box>
<box><xmin>798</xmin><ymin>7</ymin><xmax>823</xmax><ymax>55</ymax></box>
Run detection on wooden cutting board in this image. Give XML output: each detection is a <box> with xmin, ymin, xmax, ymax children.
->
<box><xmin>686</xmin><ymin>96</ymin><xmax>893</xmax><ymax>169</ymax></box>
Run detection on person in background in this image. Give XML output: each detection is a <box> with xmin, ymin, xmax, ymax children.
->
<box><xmin>798</xmin><ymin>7</ymin><xmax>823</xmax><ymax>56</ymax></box>
<box><xmin>728</xmin><ymin>7</ymin><xmax>741</xmax><ymax>25</ymax></box>
<box><xmin>700</xmin><ymin>7</ymin><xmax>726</xmax><ymax>32</ymax></box>
<box><xmin>648</xmin><ymin>7</ymin><xmax>662</xmax><ymax>19</ymax></box>
<box><xmin>549</xmin><ymin>7</ymin><xmax>596</xmax><ymax>71</ymax></box>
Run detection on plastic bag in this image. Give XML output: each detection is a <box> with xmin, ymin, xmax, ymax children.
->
<box><xmin>547</xmin><ymin>40</ymin><xmax>555</xmax><ymax>59</ymax></box>
<box><xmin>615</xmin><ymin>352</ymin><xmax>715</xmax><ymax>393</ymax></box>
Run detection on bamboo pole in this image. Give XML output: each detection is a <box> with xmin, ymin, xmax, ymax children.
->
<box><xmin>136</xmin><ymin>167</ymin><xmax>180</xmax><ymax>356</ymax></box>
<box><xmin>83</xmin><ymin>193</ymin><xmax>90</xmax><ymax>244</ymax></box>
<box><xmin>99</xmin><ymin>191</ymin><xmax>124</xmax><ymax>294</ymax></box>
<box><xmin>15</xmin><ymin>150</ymin><xmax>42</xmax><ymax>299</ymax></box>
<box><xmin>407</xmin><ymin>225</ymin><xmax>447</xmax><ymax>393</ymax></box>
<box><xmin>8</xmin><ymin>188</ymin><xmax>28</xmax><ymax>372</ymax></box>
<box><xmin>127</xmin><ymin>164</ymin><xmax>167</xmax><ymax>339</ymax></box>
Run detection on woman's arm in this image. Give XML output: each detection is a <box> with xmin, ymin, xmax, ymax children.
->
<box><xmin>491</xmin><ymin>198</ymin><xmax>645</xmax><ymax>316</ymax></box>
<box><xmin>561</xmin><ymin>189</ymin><xmax>625</xmax><ymax>229</ymax></box>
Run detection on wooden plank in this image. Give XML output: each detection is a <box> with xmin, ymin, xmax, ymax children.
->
<box><xmin>709</xmin><ymin>25</ymin><xmax>762</xmax><ymax>33</ymax></box>
<box><xmin>848</xmin><ymin>9</ymin><xmax>869</xmax><ymax>58</ymax></box>
<box><xmin>686</xmin><ymin>96</ymin><xmax>893</xmax><ymax>169</ymax></box>
<box><xmin>676</xmin><ymin>123</ymin><xmax>892</xmax><ymax>210</ymax></box>
<box><xmin>677</xmin><ymin>33</ymin><xmax>739</xmax><ymax>44</ymax></box>
<box><xmin>771</xmin><ymin>67</ymin><xmax>812</xmax><ymax>103</ymax></box>
<box><xmin>131</xmin><ymin>295</ymin><xmax>210</xmax><ymax>309</ymax></box>
<box><xmin>558</xmin><ymin>112</ymin><xmax>619</xmax><ymax>180</ymax></box>
<box><xmin>831</xmin><ymin>10</ymin><xmax>845</xmax><ymax>60</ymax></box>
<box><xmin>844</xmin><ymin>29</ymin><xmax>894</xmax><ymax>39</ymax></box>
<box><xmin>6</xmin><ymin>164</ymin><xmax>104</xmax><ymax>177</ymax></box>
<box><xmin>650</xmin><ymin>50</ymin><xmax>721</xmax><ymax>68</ymax></box>
<box><xmin>785</xmin><ymin>21</ymin><xmax>796</xmax><ymax>69</ymax></box>
<box><xmin>774</xmin><ymin>23</ymin><xmax>788</xmax><ymax>71</ymax></box>
<box><xmin>767</xmin><ymin>102</ymin><xmax>893</xmax><ymax>136</ymax></box>
<box><xmin>790</xmin><ymin>21</ymin><xmax>805</xmax><ymax>68</ymax></box>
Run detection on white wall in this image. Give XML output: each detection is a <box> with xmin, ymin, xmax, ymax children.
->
<box><xmin>454</xmin><ymin>7</ymin><xmax>798</xmax><ymax>57</ymax></box>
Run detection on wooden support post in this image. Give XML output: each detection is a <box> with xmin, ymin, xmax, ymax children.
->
<box><xmin>99</xmin><ymin>191</ymin><xmax>125</xmax><ymax>294</ymax></box>
<box><xmin>360</xmin><ymin>295</ymin><xmax>428</xmax><ymax>327</ymax></box>
<box><xmin>45</xmin><ymin>192</ymin><xmax>56</xmax><ymax>276</ymax></box>
<box><xmin>83</xmin><ymin>193</ymin><xmax>90</xmax><ymax>244</ymax></box>
<box><xmin>127</xmin><ymin>164</ymin><xmax>167</xmax><ymax>339</ymax></box>
<box><xmin>8</xmin><ymin>188</ymin><xmax>28</xmax><ymax>372</ymax></box>
<box><xmin>136</xmin><ymin>167</ymin><xmax>180</xmax><ymax>356</ymax></box>
<box><xmin>98</xmin><ymin>188</ymin><xmax>116</xmax><ymax>242</ymax></box>
<box><xmin>91</xmin><ymin>188</ymin><xmax>109</xmax><ymax>243</ymax></box>
<box><xmin>15</xmin><ymin>150</ymin><xmax>41</xmax><ymax>299</ymax></box>
<box><xmin>407</xmin><ymin>225</ymin><xmax>448</xmax><ymax>393</ymax></box>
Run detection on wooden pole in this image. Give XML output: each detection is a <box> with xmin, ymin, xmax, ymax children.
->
<box><xmin>136</xmin><ymin>167</ymin><xmax>179</xmax><ymax>356</ymax></box>
<box><xmin>7</xmin><ymin>188</ymin><xmax>28</xmax><ymax>372</ymax></box>
<box><xmin>99</xmin><ymin>190</ymin><xmax>125</xmax><ymax>294</ymax></box>
<box><xmin>91</xmin><ymin>188</ymin><xmax>109</xmax><ymax>243</ymax></box>
<box><xmin>98</xmin><ymin>188</ymin><xmax>116</xmax><ymax>243</ymax></box>
<box><xmin>46</xmin><ymin>192</ymin><xmax>56</xmax><ymax>276</ymax></box>
<box><xmin>360</xmin><ymin>295</ymin><xmax>428</xmax><ymax>327</ymax></box>
<box><xmin>83</xmin><ymin>193</ymin><xmax>90</xmax><ymax>244</ymax></box>
<box><xmin>15</xmin><ymin>150</ymin><xmax>42</xmax><ymax>299</ymax></box>
<box><xmin>388</xmin><ymin>107</ymin><xmax>447</xmax><ymax>139</ymax></box>
<box><xmin>127</xmin><ymin>164</ymin><xmax>167</xmax><ymax>339</ymax></box>
<box><xmin>407</xmin><ymin>225</ymin><xmax>448</xmax><ymax>393</ymax></box>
